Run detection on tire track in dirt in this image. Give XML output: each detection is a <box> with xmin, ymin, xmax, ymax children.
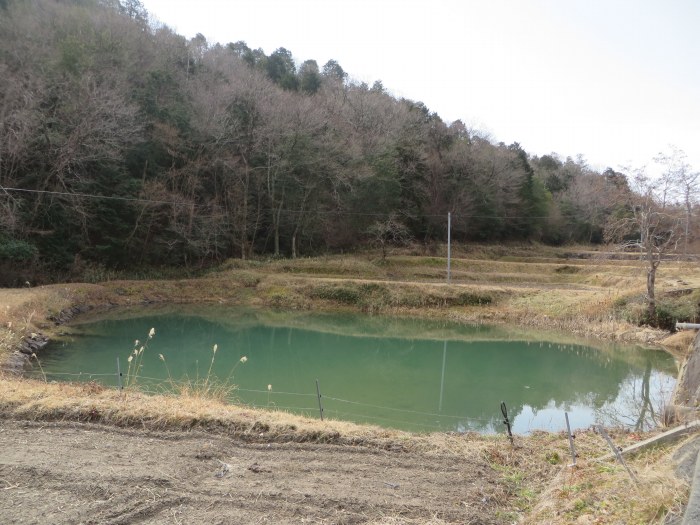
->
<box><xmin>0</xmin><ymin>420</ymin><xmax>512</xmax><ymax>524</ymax></box>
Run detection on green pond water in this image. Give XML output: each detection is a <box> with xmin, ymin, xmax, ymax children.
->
<box><xmin>36</xmin><ymin>306</ymin><xmax>678</xmax><ymax>434</ymax></box>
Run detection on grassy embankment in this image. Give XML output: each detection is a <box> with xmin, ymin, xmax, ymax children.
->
<box><xmin>1</xmin><ymin>244</ymin><xmax>699</xmax><ymax>523</ymax></box>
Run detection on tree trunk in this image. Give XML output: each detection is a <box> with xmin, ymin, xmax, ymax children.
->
<box><xmin>273</xmin><ymin>201</ymin><xmax>283</xmax><ymax>257</ymax></box>
<box><xmin>291</xmin><ymin>229</ymin><xmax>298</xmax><ymax>259</ymax></box>
<box><xmin>685</xmin><ymin>196</ymin><xmax>692</xmax><ymax>256</ymax></box>
<box><xmin>647</xmin><ymin>263</ymin><xmax>657</xmax><ymax>321</ymax></box>
<box><xmin>240</xmin><ymin>163</ymin><xmax>249</xmax><ymax>261</ymax></box>
<box><xmin>266</xmin><ymin>147</ymin><xmax>283</xmax><ymax>258</ymax></box>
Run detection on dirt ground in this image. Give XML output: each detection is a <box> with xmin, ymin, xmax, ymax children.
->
<box><xmin>0</xmin><ymin>419</ymin><xmax>514</xmax><ymax>525</ymax></box>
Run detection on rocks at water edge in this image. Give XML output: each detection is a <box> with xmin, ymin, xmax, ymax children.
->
<box><xmin>48</xmin><ymin>304</ymin><xmax>93</xmax><ymax>325</ymax></box>
<box><xmin>18</xmin><ymin>332</ymin><xmax>49</xmax><ymax>355</ymax></box>
<box><xmin>1</xmin><ymin>333</ymin><xmax>49</xmax><ymax>376</ymax></box>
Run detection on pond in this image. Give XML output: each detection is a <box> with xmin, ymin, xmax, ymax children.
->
<box><xmin>35</xmin><ymin>306</ymin><xmax>677</xmax><ymax>434</ymax></box>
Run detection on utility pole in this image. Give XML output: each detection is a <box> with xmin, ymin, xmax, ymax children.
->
<box><xmin>447</xmin><ymin>212</ymin><xmax>452</xmax><ymax>283</ymax></box>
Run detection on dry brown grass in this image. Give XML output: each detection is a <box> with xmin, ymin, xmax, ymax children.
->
<box><xmin>525</xmin><ymin>435</ymin><xmax>690</xmax><ymax>524</ymax></box>
<box><xmin>0</xmin><ymin>375</ymin><xmax>491</xmax><ymax>455</ymax></box>
<box><xmin>203</xmin><ymin>250</ymin><xmax>699</xmax><ymax>344</ymax></box>
<box><xmin>661</xmin><ymin>330</ymin><xmax>698</xmax><ymax>356</ymax></box>
<box><xmin>0</xmin><ymin>374</ymin><xmax>692</xmax><ymax>524</ymax></box>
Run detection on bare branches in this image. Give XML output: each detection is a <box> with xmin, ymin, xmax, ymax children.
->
<box><xmin>655</xmin><ymin>146</ymin><xmax>700</xmax><ymax>253</ymax></box>
<box><xmin>367</xmin><ymin>215</ymin><xmax>412</xmax><ymax>260</ymax></box>
<box><xmin>605</xmin><ymin>167</ymin><xmax>687</xmax><ymax>322</ymax></box>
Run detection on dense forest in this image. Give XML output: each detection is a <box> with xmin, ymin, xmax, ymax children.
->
<box><xmin>0</xmin><ymin>0</ymin><xmax>696</xmax><ymax>283</ymax></box>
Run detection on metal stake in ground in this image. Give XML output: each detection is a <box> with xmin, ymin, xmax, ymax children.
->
<box><xmin>501</xmin><ymin>401</ymin><xmax>514</xmax><ymax>445</ymax></box>
<box><xmin>597</xmin><ymin>425</ymin><xmax>638</xmax><ymax>484</ymax></box>
<box><xmin>316</xmin><ymin>379</ymin><xmax>324</xmax><ymax>421</ymax></box>
<box><xmin>116</xmin><ymin>356</ymin><xmax>123</xmax><ymax>391</ymax></box>
<box><xmin>565</xmin><ymin>412</ymin><xmax>576</xmax><ymax>467</ymax></box>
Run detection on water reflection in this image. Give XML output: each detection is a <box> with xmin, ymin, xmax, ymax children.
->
<box><xmin>434</xmin><ymin>341</ymin><xmax>674</xmax><ymax>434</ymax></box>
<box><xmin>593</xmin><ymin>356</ymin><xmax>673</xmax><ymax>431</ymax></box>
<box><xmin>439</xmin><ymin>340</ymin><xmax>447</xmax><ymax>412</ymax></box>
<box><xmin>40</xmin><ymin>308</ymin><xmax>677</xmax><ymax>433</ymax></box>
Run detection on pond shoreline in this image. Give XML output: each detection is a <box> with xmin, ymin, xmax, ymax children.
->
<box><xmin>0</xmin><ymin>275</ymin><xmax>686</xmax><ymax>378</ymax></box>
<box><xmin>0</xmin><ymin>269</ymin><xmax>695</xmax><ymax>524</ymax></box>
<box><xmin>32</xmin><ymin>302</ymin><xmax>677</xmax><ymax>434</ymax></box>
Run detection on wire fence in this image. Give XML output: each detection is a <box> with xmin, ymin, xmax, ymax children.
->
<box><xmin>32</xmin><ymin>363</ymin><xmax>658</xmax><ymax>480</ymax></box>
<box><xmin>30</xmin><ymin>363</ymin><xmax>666</xmax><ymax>437</ymax></box>
<box><xmin>35</xmin><ymin>368</ymin><xmax>500</xmax><ymax>432</ymax></box>
<box><xmin>29</xmin><ymin>366</ymin><xmax>653</xmax><ymax>478</ymax></box>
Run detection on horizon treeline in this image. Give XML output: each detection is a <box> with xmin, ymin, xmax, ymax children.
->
<box><xmin>0</xmin><ymin>0</ymin><xmax>692</xmax><ymax>282</ymax></box>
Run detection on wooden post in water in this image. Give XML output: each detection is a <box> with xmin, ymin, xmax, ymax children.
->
<box><xmin>316</xmin><ymin>379</ymin><xmax>324</xmax><ymax>421</ymax></box>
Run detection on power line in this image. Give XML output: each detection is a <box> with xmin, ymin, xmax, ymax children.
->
<box><xmin>1</xmin><ymin>186</ymin><xmax>552</xmax><ymax>220</ymax></box>
<box><xmin>1</xmin><ymin>186</ymin><xmax>204</xmax><ymax>207</ymax></box>
<box><xmin>269</xmin><ymin>208</ymin><xmax>553</xmax><ymax>220</ymax></box>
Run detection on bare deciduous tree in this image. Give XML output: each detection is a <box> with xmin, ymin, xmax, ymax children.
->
<box><xmin>655</xmin><ymin>146</ymin><xmax>699</xmax><ymax>254</ymax></box>
<box><xmin>605</xmin><ymin>169</ymin><xmax>684</xmax><ymax>322</ymax></box>
<box><xmin>367</xmin><ymin>215</ymin><xmax>412</xmax><ymax>260</ymax></box>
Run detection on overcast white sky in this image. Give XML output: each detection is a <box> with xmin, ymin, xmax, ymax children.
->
<box><xmin>140</xmin><ymin>0</ymin><xmax>700</xmax><ymax>173</ymax></box>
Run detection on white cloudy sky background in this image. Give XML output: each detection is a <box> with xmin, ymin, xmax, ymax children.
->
<box><xmin>140</xmin><ymin>0</ymin><xmax>700</xmax><ymax>173</ymax></box>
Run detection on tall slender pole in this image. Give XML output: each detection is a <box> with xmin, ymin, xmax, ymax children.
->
<box><xmin>500</xmin><ymin>402</ymin><xmax>514</xmax><ymax>446</ymax></box>
<box><xmin>565</xmin><ymin>412</ymin><xmax>576</xmax><ymax>466</ymax></box>
<box><xmin>315</xmin><ymin>379</ymin><xmax>324</xmax><ymax>421</ymax></box>
<box><xmin>597</xmin><ymin>425</ymin><xmax>638</xmax><ymax>484</ymax></box>
<box><xmin>447</xmin><ymin>212</ymin><xmax>452</xmax><ymax>283</ymax></box>
<box><xmin>116</xmin><ymin>356</ymin><xmax>123</xmax><ymax>391</ymax></box>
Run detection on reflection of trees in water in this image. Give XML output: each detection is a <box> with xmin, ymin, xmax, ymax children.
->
<box><xmin>446</xmin><ymin>343</ymin><xmax>628</xmax><ymax>420</ymax></box>
<box><xmin>441</xmin><ymin>344</ymin><xmax>675</xmax><ymax>433</ymax></box>
<box><xmin>593</xmin><ymin>356</ymin><xmax>674</xmax><ymax>431</ymax></box>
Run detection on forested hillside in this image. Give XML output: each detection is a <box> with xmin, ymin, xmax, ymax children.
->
<box><xmin>0</xmin><ymin>0</ymin><xmax>688</xmax><ymax>282</ymax></box>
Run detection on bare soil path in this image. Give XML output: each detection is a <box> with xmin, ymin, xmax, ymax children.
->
<box><xmin>0</xmin><ymin>420</ymin><xmax>508</xmax><ymax>525</ymax></box>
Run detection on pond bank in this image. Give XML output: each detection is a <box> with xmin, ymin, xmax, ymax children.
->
<box><xmin>30</xmin><ymin>304</ymin><xmax>678</xmax><ymax>434</ymax></box>
<box><xmin>0</xmin><ymin>270</ymin><xmax>696</xmax><ymax>524</ymax></box>
<box><xmin>0</xmin><ymin>269</ymin><xmax>689</xmax><ymax>378</ymax></box>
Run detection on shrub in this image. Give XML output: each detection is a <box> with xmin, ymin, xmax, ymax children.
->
<box><xmin>0</xmin><ymin>238</ymin><xmax>39</xmax><ymax>286</ymax></box>
<box><xmin>454</xmin><ymin>292</ymin><xmax>493</xmax><ymax>306</ymax></box>
<box><xmin>0</xmin><ymin>238</ymin><xmax>37</xmax><ymax>262</ymax></box>
<box><xmin>554</xmin><ymin>265</ymin><xmax>580</xmax><ymax>274</ymax></box>
<box><xmin>312</xmin><ymin>286</ymin><xmax>361</xmax><ymax>304</ymax></box>
<box><xmin>612</xmin><ymin>296</ymin><xmax>628</xmax><ymax>308</ymax></box>
<box><xmin>637</xmin><ymin>300</ymin><xmax>699</xmax><ymax>331</ymax></box>
<box><xmin>652</xmin><ymin>306</ymin><xmax>677</xmax><ymax>331</ymax></box>
<box><xmin>309</xmin><ymin>283</ymin><xmax>392</xmax><ymax>312</ymax></box>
